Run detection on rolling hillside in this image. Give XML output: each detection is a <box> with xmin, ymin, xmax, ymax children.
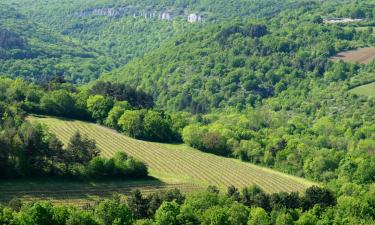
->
<box><xmin>29</xmin><ymin>116</ymin><xmax>316</xmax><ymax>194</ymax></box>
<box><xmin>0</xmin><ymin>4</ymin><xmax>112</xmax><ymax>83</ymax></box>
<box><xmin>4</xmin><ymin>0</ymin><xmax>313</xmax><ymax>67</ymax></box>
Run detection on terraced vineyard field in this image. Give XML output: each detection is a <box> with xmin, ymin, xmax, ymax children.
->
<box><xmin>349</xmin><ymin>82</ymin><xmax>375</xmax><ymax>98</ymax></box>
<box><xmin>9</xmin><ymin>116</ymin><xmax>316</xmax><ymax>205</ymax></box>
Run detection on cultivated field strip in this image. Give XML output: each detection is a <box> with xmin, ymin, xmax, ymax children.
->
<box><xmin>330</xmin><ymin>47</ymin><xmax>375</xmax><ymax>64</ymax></box>
<box><xmin>0</xmin><ymin>182</ymin><xmax>202</xmax><ymax>207</ymax></box>
<box><xmin>30</xmin><ymin>116</ymin><xmax>316</xmax><ymax>194</ymax></box>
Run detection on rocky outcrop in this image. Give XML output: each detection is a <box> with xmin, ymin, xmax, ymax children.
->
<box><xmin>188</xmin><ymin>13</ymin><xmax>203</xmax><ymax>23</ymax></box>
<box><xmin>75</xmin><ymin>7</ymin><xmax>203</xmax><ymax>23</ymax></box>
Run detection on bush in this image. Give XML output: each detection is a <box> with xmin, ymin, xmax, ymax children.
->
<box><xmin>202</xmin><ymin>132</ymin><xmax>229</xmax><ymax>156</ymax></box>
<box><xmin>85</xmin><ymin>152</ymin><xmax>148</xmax><ymax>179</ymax></box>
<box><xmin>118</xmin><ymin>110</ymin><xmax>177</xmax><ymax>143</ymax></box>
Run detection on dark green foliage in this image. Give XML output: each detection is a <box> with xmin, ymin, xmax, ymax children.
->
<box><xmin>91</xmin><ymin>81</ymin><xmax>154</xmax><ymax>109</ymax></box>
<box><xmin>117</xmin><ymin>110</ymin><xmax>178</xmax><ymax>143</ymax></box>
<box><xmin>40</xmin><ymin>90</ymin><xmax>77</xmax><ymax>117</ymax></box>
<box><xmin>0</xmin><ymin>27</ymin><xmax>25</xmax><ymax>49</ymax></box>
<box><xmin>66</xmin><ymin>131</ymin><xmax>99</xmax><ymax>165</ymax></box>
<box><xmin>202</xmin><ymin>132</ymin><xmax>230</xmax><ymax>156</ymax></box>
<box><xmin>128</xmin><ymin>190</ymin><xmax>149</xmax><ymax>219</ymax></box>
<box><xmin>226</xmin><ymin>185</ymin><xmax>241</xmax><ymax>202</ymax></box>
<box><xmin>0</xmin><ymin>99</ymin><xmax>148</xmax><ymax>179</ymax></box>
<box><xmin>302</xmin><ymin>186</ymin><xmax>336</xmax><ymax>210</ymax></box>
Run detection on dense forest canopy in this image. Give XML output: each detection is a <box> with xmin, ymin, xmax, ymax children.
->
<box><xmin>1</xmin><ymin>0</ymin><xmax>317</xmax><ymax>81</ymax></box>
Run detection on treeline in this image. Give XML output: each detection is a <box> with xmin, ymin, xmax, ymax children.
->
<box><xmin>1</xmin><ymin>184</ymin><xmax>374</xmax><ymax>224</ymax></box>
<box><xmin>0</xmin><ymin>81</ymin><xmax>148</xmax><ymax>179</ymax></box>
<box><xmin>181</xmin><ymin>94</ymin><xmax>375</xmax><ymax>186</ymax></box>
<box><xmin>0</xmin><ymin>77</ymin><xmax>184</xmax><ymax>143</ymax></box>
<box><xmin>0</xmin><ymin>5</ymin><xmax>115</xmax><ymax>83</ymax></box>
<box><xmin>0</xmin><ymin>118</ymin><xmax>147</xmax><ymax>179</ymax></box>
<box><xmin>106</xmin><ymin>5</ymin><xmax>375</xmax><ymax>113</ymax></box>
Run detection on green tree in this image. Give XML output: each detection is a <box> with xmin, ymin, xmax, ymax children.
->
<box><xmin>105</xmin><ymin>106</ymin><xmax>126</xmax><ymax>130</ymax></box>
<box><xmin>275</xmin><ymin>212</ymin><xmax>294</xmax><ymax>225</ymax></box>
<box><xmin>202</xmin><ymin>206</ymin><xmax>230</xmax><ymax>225</ymax></box>
<box><xmin>128</xmin><ymin>190</ymin><xmax>149</xmax><ymax>219</ymax></box>
<box><xmin>66</xmin><ymin>211</ymin><xmax>99</xmax><ymax>225</ymax></box>
<box><xmin>154</xmin><ymin>201</ymin><xmax>181</xmax><ymax>225</ymax></box>
<box><xmin>182</xmin><ymin>125</ymin><xmax>207</xmax><ymax>149</ymax></box>
<box><xmin>40</xmin><ymin>89</ymin><xmax>76</xmax><ymax>117</ymax></box>
<box><xmin>87</xmin><ymin>95</ymin><xmax>114</xmax><ymax>123</ymax></box>
<box><xmin>118</xmin><ymin>110</ymin><xmax>145</xmax><ymax>139</ymax></box>
<box><xmin>65</xmin><ymin>131</ymin><xmax>99</xmax><ymax>164</ymax></box>
<box><xmin>227</xmin><ymin>202</ymin><xmax>250</xmax><ymax>225</ymax></box>
<box><xmin>247</xmin><ymin>207</ymin><xmax>270</xmax><ymax>225</ymax></box>
<box><xmin>95</xmin><ymin>198</ymin><xmax>134</xmax><ymax>225</ymax></box>
<box><xmin>143</xmin><ymin>110</ymin><xmax>174</xmax><ymax>142</ymax></box>
<box><xmin>295</xmin><ymin>211</ymin><xmax>317</xmax><ymax>225</ymax></box>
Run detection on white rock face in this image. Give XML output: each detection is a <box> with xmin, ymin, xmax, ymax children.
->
<box><xmin>75</xmin><ymin>7</ymin><xmax>203</xmax><ymax>23</ymax></box>
<box><xmin>188</xmin><ymin>13</ymin><xmax>202</xmax><ymax>23</ymax></box>
<box><xmin>324</xmin><ymin>18</ymin><xmax>363</xmax><ymax>24</ymax></box>
<box><xmin>160</xmin><ymin>12</ymin><xmax>172</xmax><ymax>20</ymax></box>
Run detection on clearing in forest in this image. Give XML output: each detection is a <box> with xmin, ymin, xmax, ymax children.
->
<box><xmin>330</xmin><ymin>47</ymin><xmax>375</xmax><ymax>64</ymax></box>
<box><xmin>6</xmin><ymin>116</ymin><xmax>316</xmax><ymax>205</ymax></box>
<box><xmin>349</xmin><ymin>82</ymin><xmax>375</xmax><ymax>98</ymax></box>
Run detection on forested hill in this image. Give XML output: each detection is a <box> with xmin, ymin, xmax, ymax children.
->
<box><xmin>0</xmin><ymin>5</ymin><xmax>114</xmax><ymax>83</ymax></box>
<box><xmin>102</xmin><ymin>2</ymin><xmax>375</xmax><ymax>113</ymax></box>
<box><xmin>3</xmin><ymin>0</ymin><xmax>313</xmax><ymax>70</ymax></box>
<box><xmin>7</xmin><ymin>0</ymin><xmax>311</xmax><ymax>21</ymax></box>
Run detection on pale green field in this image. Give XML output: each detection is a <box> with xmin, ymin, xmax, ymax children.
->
<box><xmin>4</xmin><ymin>116</ymin><xmax>316</xmax><ymax>205</ymax></box>
<box><xmin>350</xmin><ymin>82</ymin><xmax>375</xmax><ymax>98</ymax></box>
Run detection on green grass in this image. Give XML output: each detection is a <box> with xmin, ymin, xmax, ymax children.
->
<box><xmin>6</xmin><ymin>115</ymin><xmax>316</xmax><ymax>205</ymax></box>
<box><xmin>349</xmin><ymin>82</ymin><xmax>375</xmax><ymax>98</ymax></box>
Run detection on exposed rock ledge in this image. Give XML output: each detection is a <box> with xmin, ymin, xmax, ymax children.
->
<box><xmin>74</xmin><ymin>7</ymin><xmax>204</xmax><ymax>23</ymax></box>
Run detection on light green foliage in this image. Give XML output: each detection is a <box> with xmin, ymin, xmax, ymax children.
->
<box><xmin>87</xmin><ymin>95</ymin><xmax>114</xmax><ymax>123</ymax></box>
<box><xmin>182</xmin><ymin>125</ymin><xmax>207</xmax><ymax>150</ymax></box>
<box><xmin>295</xmin><ymin>211</ymin><xmax>318</xmax><ymax>225</ymax></box>
<box><xmin>275</xmin><ymin>212</ymin><xmax>294</xmax><ymax>225</ymax></box>
<box><xmin>154</xmin><ymin>201</ymin><xmax>180</xmax><ymax>225</ymax></box>
<box><xmin>95</xmin><ymin>198</ymin><xmax>134</xmax><ymax>225</ymax></box>
<box><xmin>66</xmin><ymin>211</ymin><xmax>100</xmax><ymax>225</ymax></box>
<box><xmin>105</xmin><ymin>106</ymin><xmax>126</xmax><ymax>129</ymax></box>
<box><xmin>202</xmin><ymin>206</ymin><xmax>230</xmax><ymax>225</ymax></box>
<box><xmin>227</xmin><ymin>202</ymin><xmax>250</xmax><ymax>225</ymax></box>
<box><xmin>247</xmin><ymin>207</ymin><xmax>270</xmax><ymax>225</ymax></box>
<box><xmin>118</xmin><ymin>110</ymin><xmax>145</xmax><ymax>139</ymax></box>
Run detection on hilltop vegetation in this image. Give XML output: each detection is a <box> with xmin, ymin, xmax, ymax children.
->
<box><xmin>0</xmin><ymin>5</ymin><xmax>114</xmax><ymax>83</ymax></box>
<box><xmin>104</xmin><ymin>5</ymin><xmax>375</xmax><ymax>113</ymax></box>
<box><xmin>4</xmin><ymin>0</ymin><xmax>312</xmax><ymax>69</ymax></box>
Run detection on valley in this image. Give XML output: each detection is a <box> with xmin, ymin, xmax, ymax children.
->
<box><xmin>0</xmin><ymin>0</ymin><xmax>374</xmax><ymax>224</ymax></box>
